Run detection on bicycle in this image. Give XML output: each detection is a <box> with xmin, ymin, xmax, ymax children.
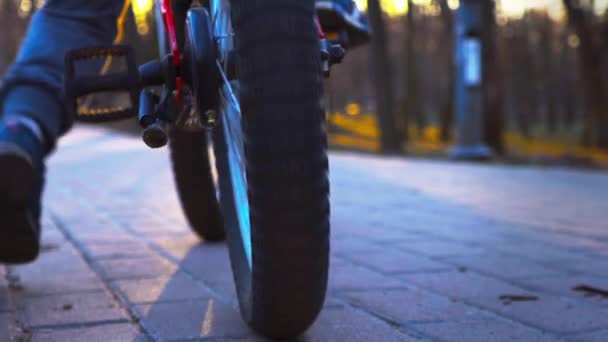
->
<box><xmin>64</xmin><ymin>0</ymin><xmax>346</xmax><ymax>338</ymax></box>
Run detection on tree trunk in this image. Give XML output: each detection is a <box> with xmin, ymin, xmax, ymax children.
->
<box><xmin>0</xmin><ymin>0</ymin><xmax>25</xmax><ymax>74</ymax></box>
<box><xmin>403</xmin><ymin>0</ymin><xmax>420</xmax><ymax>139</ymax></box>
<box><xmin>368</xmin><ymin>0</ymin><xmax>401</xmax><ymax>153</ymax></box>
<box><xmin>481</xmin><ymin>0</ymin><xmax>505</xmax><ymax>153</ymax></box>
<box><xmin>437</xmin><ymin>0</ymin><xmax>454</xmax><ymax>142</ymax></box>
<box><xmin>563</xmin><ymin>0</ymin><xmax>608</xmax><ymax>148</ymax></box>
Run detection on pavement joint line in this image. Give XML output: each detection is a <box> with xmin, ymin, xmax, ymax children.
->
<box><xmin>334</xmin><ymin>290</ymin><xmax>457</xmax><ymax>328</ymax></box>
<box><xmin>394</xmin><ymin>269</ymin><xmax>583</xmax><ymax>336</ymax></box>
<box><xmin>100</xmin><ymin>212</ymin><xmax>240</xmax><ymax>309</ymax></box>
<box><xmin>330</xmin><ymin>294</ymin><xmax>434</xmax><ymax>341</ymax></box>
<box><xmin>559</xmin><ymin>326</ymin><xmax>608</xmax><ymax>337</ymax></box>
<box><xmin>334</xmin><ymin>253</ymin><xmax>572</xmax><ymax>336</ymax></box>
<box><xmin>168</xmin><ymin>337</ymin><xmax>248</xmax><ymax>342</ymax></box>
<box><xmin>433</xmin><ymin>258</ymin><xmax>585</xmax><ymax>291</ymax></box>
<box><xmin>3</xmin><ymin>266</ymin><xmax>37</xmax><ymax>340</ymax></box>
<box><xmin>331</xmin><ymin>287</ymin><xmax>417</xmax><ymax>294</ymax></box>
<box><xmin>50</xmin><ymin>213</ymin><xmax>157</xmax><ymax>341</ymax></box>
<box><xmin>128</xmin><ymin>238</ymin><xmax>238</xmax><ymax>307</ymax></box>
<box><xmin>14</xmin><ymin>288</ymin><xmax>104</xmax><ymax>299</ymax></box>
<box><xmin>74</xmin><ymin>187</ymin><xmax>245</xmax><ymax>310</ymax></box>
<box><xmin>334</xmin><ymin>255</ymin><xmax>455</xmax><ymax>275</ymax></box>
<box><xmin>106</xmin><ymin>296</ymin><xmax>216</xmax><ymax>306</ymax></box>
<box><xmin>374</xmin><ymin>195</ymin><xmax>603</xmax><ymax>244</ymax></box>
<box><xmin>389</xmin><ymin>261</ymin><xmax>608</xmax><ymax>337</ymax></box>
<box><xmin>457</xmin><ymin>296</ymin><xmax>577</xmax><ymax>336</ymax></box>
<box><xmin>25</xmin><ymin>318</ymin><xmax>130</xmax><ymax>332</ymax></box>
<box><xmin>486</xmin><ymin>251</ymin><xmax>600</xmax><ymax>277</ymax></box>
<box><xmin>81</xmin><ymin>187</ymin><xmax>436</xmax><ymax>340</ymax></box>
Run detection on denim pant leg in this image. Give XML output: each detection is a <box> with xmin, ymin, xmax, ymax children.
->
<box><xmin>0</xmin><ymin>0</ymin><xmax>126</xmax><ymax>144</ymax></box>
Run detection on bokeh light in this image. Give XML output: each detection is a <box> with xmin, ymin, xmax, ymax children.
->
<box><xmin>132</xmin><ymin>0</ymin><xmax>154</xmax><ymax>35</ymax></box>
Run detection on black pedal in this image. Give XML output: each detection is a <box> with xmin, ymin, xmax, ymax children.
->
<box><xmin>139</xmin><ymin>89</ymin><xmax>168</xmax><ymax>149</ymax></box>
<box><xmin>320</xmin><ymin>39</ymin><xmax>345</xmax><ymax>77</ymax></box>
<box><xmin>64</xmin><ymin>45</ymin><xmax>141</xmax><ymax>121</ymax></box>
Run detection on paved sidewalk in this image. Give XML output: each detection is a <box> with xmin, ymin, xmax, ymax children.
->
<box><xmin>2</xmin><ymin>126</ymin><xmax>608</xmax><ymax>341</ymax></box>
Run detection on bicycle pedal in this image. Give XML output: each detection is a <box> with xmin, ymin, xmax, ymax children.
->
<box><xmin>142</xmin><ymin>123</ymin><xmax>168</xmax><ymax>149</ymax></box>
<box><xmin>64</xmin><ymin>45</ymin><xmax>141</xmax><ymax>121</ymax></box>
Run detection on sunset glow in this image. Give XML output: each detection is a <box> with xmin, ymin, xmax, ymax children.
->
<box><xmin>354</xmin><ymin>0</ymin><xmax>608</xmax><ymax>18</ymax></box>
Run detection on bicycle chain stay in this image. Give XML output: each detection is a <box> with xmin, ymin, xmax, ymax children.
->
<box><xmin>159</xmin><ymin>0</ymin><xmax>184</xmax><ymax>107</ymax></box>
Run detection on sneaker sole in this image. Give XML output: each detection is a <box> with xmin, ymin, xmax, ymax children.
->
<box><xmin>0</xmin><ymin>143</ymin><xmax>34</xmax><ymax>204</ymax></box>
<box><xmin>0</xmin><ymin>145</ymin><xmax>39</xmax><ymax>264</ymax></box>
<box><xmin>0</xmin><ymin>207</ymin><xmax>39</xmax><ymax>263</ymax></box>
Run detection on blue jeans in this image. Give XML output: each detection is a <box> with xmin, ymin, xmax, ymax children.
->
<box><xmin>0</xmin><ymin>0</ymin><xmax>125</xmax><ymax>143</ymax></box>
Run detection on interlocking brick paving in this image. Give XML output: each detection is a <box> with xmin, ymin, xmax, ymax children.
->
<box><xmin>1</xmin><ymin>126</ymin><xmax>607</xmax><ymax>341</ymax></box>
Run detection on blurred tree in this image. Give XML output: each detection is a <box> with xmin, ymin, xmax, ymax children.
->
<box><xmin>403</xmin><ymin>0</ymin><xmax>418</xmax><ymax>140</ymax></box>
<box><xmin>481</xmin><ymin>0</ymin><xmax>504</xmax><ymax>153</ymax></box>
<box><xmin>368</xmin><ymin>0</ymin><xmax>401</xmax><ymax>153</ymax></box>
<box><xmin>0</xmin><ymin>0</ymin><xmax>28</xmax><ymax>74</ymax></box>
<box><xmin>563</xmin><ymin>0</ymin><xmax>608</xmax><ymax>147</ymax></box>
<box><xmin>537</xmin><ymin>12</ymin><xmax>558</xmax><ymax>134</ymax></box>
<box><xmin>436</xmin><ymin>0</ymin><xmax>454</xmax><ymax>142</ymax></box>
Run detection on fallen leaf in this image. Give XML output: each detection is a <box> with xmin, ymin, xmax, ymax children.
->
<box><xmin>499</xmin><ymin>294</ymin><xmax>539</xmax><ymax>305</ymax></box>
<box><xmin>573</xmin><ymin>285</ymin><xmax>608</xmax><ymax>299</ymax></box>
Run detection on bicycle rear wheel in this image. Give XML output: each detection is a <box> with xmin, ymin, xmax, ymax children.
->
<box><xmin>210</xmin><ymin>0</ymin><xmax>330</xmax><ymax>338</ymax></box>
<box><xmin>158</xmin><ymin>2</ymin><xmax>226</xmax><ymax>242</ymax></box>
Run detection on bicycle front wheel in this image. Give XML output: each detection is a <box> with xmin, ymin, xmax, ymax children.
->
<box><xmin>210</xmin><ymin>0</ymin><xmax>330</xmax><ymax>338</ymax></box>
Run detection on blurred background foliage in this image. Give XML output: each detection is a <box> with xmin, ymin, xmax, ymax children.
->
<box><xmin>2</xmin><ymin>0</ymin><xmax>608</xmax><ymax>167</ymax></box>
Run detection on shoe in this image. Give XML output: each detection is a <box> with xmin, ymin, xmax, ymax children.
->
<box><xmin>316</xmin><ymin>0</ymin><xmax>371</xmax><ymax>48</ymax></box>
<box><xmin>0</xmin><ymin>117</ymin><xmax>46</xmax><ymax>264</ymax></box>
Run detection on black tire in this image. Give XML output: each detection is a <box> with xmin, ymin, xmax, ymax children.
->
<box><xmin>162</xmin><ymin>3</ymin><xmax>225</xmax><ymax>242</ymax></box>
<box><xmin>213</xmin><ymin>0</ymin><xmax>330</xmax><ymax>338</ymax></box>
<box><xmin>169</xmin><ymin>129</ymin><xmax>225</xmax><ymax>241</ymax></box>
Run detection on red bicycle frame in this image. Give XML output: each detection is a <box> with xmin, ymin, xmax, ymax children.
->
<box><xmin>158</xmin><ymin>0</ymin><xmax>184</xmax><ymax>105</ymax></box>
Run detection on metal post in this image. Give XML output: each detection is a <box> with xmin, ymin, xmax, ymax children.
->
<box><xmin>449</xmin><ymin>0</ymin><xmax>492</xmax><ymax>160</ymax></box>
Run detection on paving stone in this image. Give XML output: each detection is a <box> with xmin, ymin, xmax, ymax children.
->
<box><xmin>176</xmin><ymin>244</ymin><xmax>239</xmax><ymax>302</ymax></box>
<box><xmin>339</xmin><ymin>288</ymin><xmax>481</xmax><ymax>324</ymax></box>
<box><xmin>0</xmin><ymin>291</ymin><xmax>8</xmax><ymax>313</ymax></box>
<box><xmin>9</xmin><ymin>271</ymin><xmax>103</xmax><ymax>297</ymax></box>
<box><xmin>0</xmin><ymin>313</ymin><xmax>13</xmax><ymax>341</ymax></box>
<box><xmin>492</xmin><ymin>238</ymin><xmax>588</xmax><ymax>265</ymax></box>
<box><xmin>441</xmin><ymin>253</ymin><xmax>562</xmax><ymax>280</ymax></box>
<box><xmin>330</xmin><ymin>236</ymin><xmax>380</xmax><ymax>255</ymax></box>
<box><xmin>549</xmin><ymin>255</ymin><xmax>608</xmax><ymax>277</ymax></box>
<box><xmin>72</xmin><ymin>229</ymin><xmax>137</xmax><ymax>244</ymax></box>
<box><xmin>39</xmin><ymin>226</ymin><xmax>67</xmax><ymax>247</ymax></box>
<box><xmin>22</xmin><ymin>292</ymin><xmax>127</xmax><ymax>327</ymax></box>
<box><xmin>568</xmin><ymin>329</ymin><xmax>608</xmax><ymax>342</ymax></box>
<box><xmin>357</xmin><ymin>226</ymin><xmax>427</xmax><ymax>244</ymax></box>
<box><xmin>113</xmin><ymin>272</ymin><xmax>213</xmax><ymax>304</ymax></box>
<box><xmin>16</xmin><ymin>246</ymin><xmax>90</xmax><ymax>276</ymax></box>
<box><xmin>123</xmin><ymin>218</ymin><xmax>190</xmax><ymax>235</ymax></box>
<box><xmin>150</xmin><ymin>234</ymin><xmax>202</xmax><ymax>260</ymax></box>
<box><xmin>412</xmin><ymin>315</ymin><xmax>561</xmax><ymax>342</ymax></box>
<box><xmin>338</xmin><ymin>246</ymin><xmax>452</xmax><ymax>274</ymax></box>
<box><xmin>96</xmin><ymin>256</ymin><xmax>178</xmax><ymax>280</ymax></box>
<box><xmin>328</xmin><ymin>259</ymin><xmax>404</xmax><ymax>291</ymax></box>
<box><xmin>394</xmin><ymin>239</ymin><xmax>486</xmax><ymax>257</ymax></box>
<box><xmin>468</xmin><ymin>293</ymin><xmax>608</xmax><ymax>334</ymax></box>
<box><xmin>82</xmin><ymin>240</ymin><xmax>158</xmax><ymax>260</ymax></box>
<box><xmin>31</xmin><ymin>323</ymin><xmax>149</xmax><ymax>342</ymax></box>
<box><xmin>135</xmin><ymin>299</ymin><xmax>251</xmax><ymax>340</ymax></box>
<box><xmin>398</xmin><ymin>270</ymin><xmax>532</xmax><ymax>300</ymax></box>
<box><xmin>303</xmin><ymin>306</ymin><xmax>417</xmax><ymax>341</ymax></box>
